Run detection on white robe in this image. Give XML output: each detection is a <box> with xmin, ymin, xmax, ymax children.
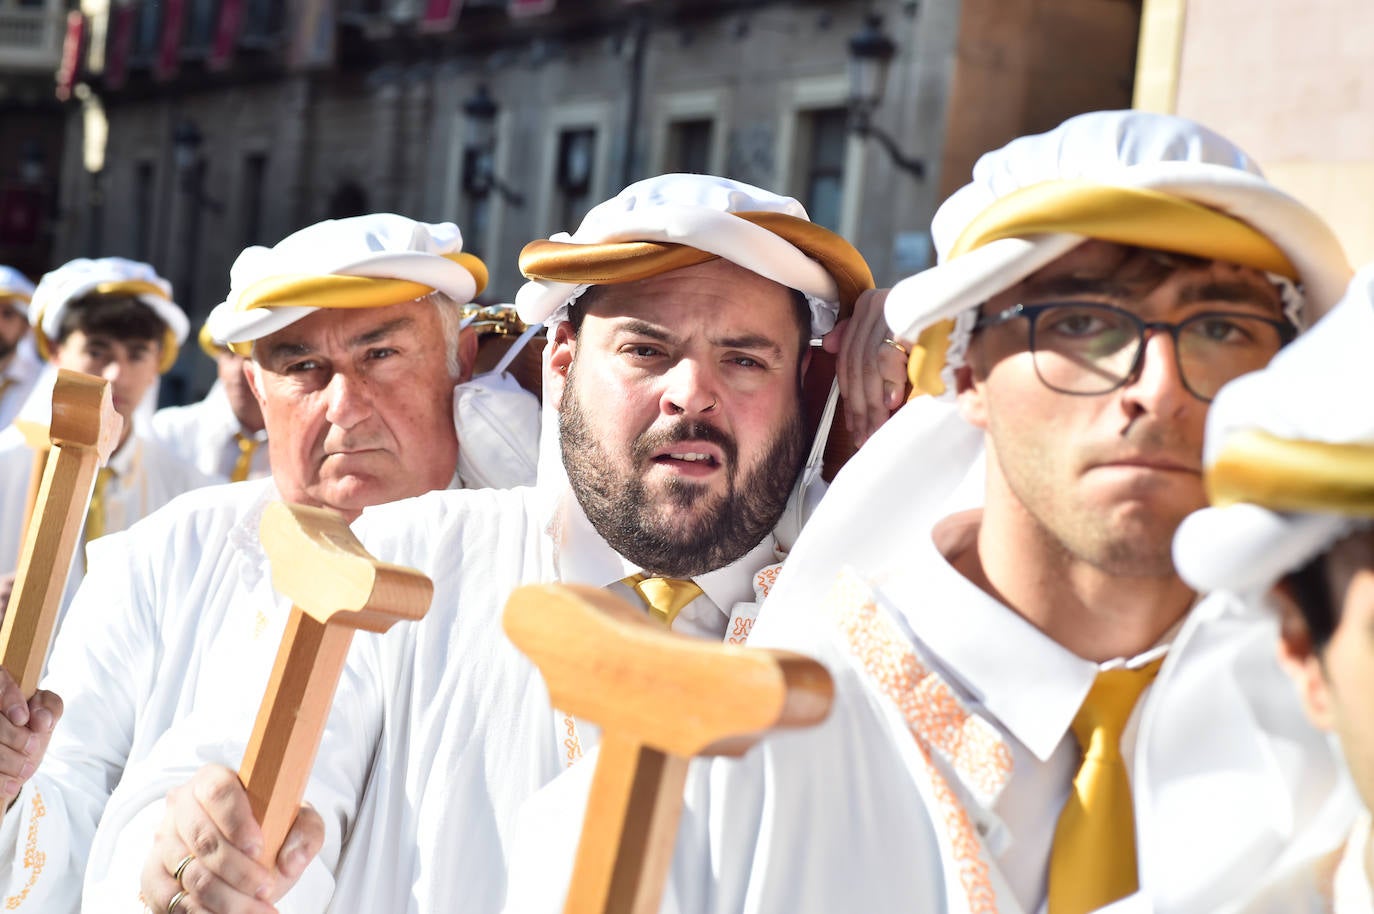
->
<box><xmin>1233</xmin><ymin>809</ymin><xmax>1374</xmax><ymax>914</ymax></box>
<box><xmin>0</xmin><ymin>346</ymin><xmax>42</xmax><ymax>430</ymax></box>
<box><xmin>0</xmin><ymin>422</ymin><xmax>217</xmax><ymax>622</ymax></box>
<box><xmin>504</xmin><ymin>512</ymin><xmax>1356</xmax><ymax>914</ymax></box>
<box><xmin>0</xmin><ymin>479</ymin><xmax>293</xmax><ymax>911</ymax></box>
<box><xmin>81</xmin><ymin>483</ymin><xmax>788</xmax><ymax>914</ymax></box>
<box><xmin>149</xmin><ymin>380</ymin><xmax>271</xmax><ymax>482</ymax></box>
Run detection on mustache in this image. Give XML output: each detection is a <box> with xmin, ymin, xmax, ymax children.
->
<box><xmin>1083</xmin><ymin>421</ymin><xmax>1200</xmax><ymax>470</ymax></box>
<box><xmin>632</xmin><ymin>420</ymin><xmax>738</xmax><ymax>468</ymax></box>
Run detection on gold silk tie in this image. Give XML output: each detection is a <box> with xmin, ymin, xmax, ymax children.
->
<box><xmin>84</xmin><ymin>466</ymin><xmax>116</xmax><ymax>544</ymax></box>
<box><xmin>1047</xmin><ymin>656</ymin><xmax>1165</xmax><ymax>914</ymax></box>
<box><xmin>231</xmin><ymin>433</ymin><xmax>261</xmax><ymax>483</ymax></box>
<box><xmin>621</xmin><ymin>573</ymin><xmax>703</xmax><ymax>629</ymax></box>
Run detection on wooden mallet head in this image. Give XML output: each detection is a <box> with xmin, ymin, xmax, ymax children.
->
<box><xmin>504</xmin><ymin>583</ymin><xmax>833</xmax><ymax>914</ymax></box>
<box><xmin>239</xmin><ymin>501</ymin><xmax>432</xmax><ymax>865</ymax></box>
<box><xmin>1</xmin><ymin>370</ymin><xmax>122</xmax><ymax>695</ymax></box>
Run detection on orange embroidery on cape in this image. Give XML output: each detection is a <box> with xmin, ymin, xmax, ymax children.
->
<box><xmin>753</xmin><ymin>565</ymin><xmax>782</xmax><ymax>600</ymax></box>
<box><xmin>5</xmin><ymin>790</ymin><xmax>47</xmax><ymax>909</ymax></box>
<box><xmin>828</xmin><ymin>570</ymin><xmax>1007</xmax><ymax>913</ymax></box>
<box><xmin>727</xmin><ymin>616</ymin><xmax>754</xmax><ymax>645</ymax></box>
<box><xmin>560</xmin><ymin>712</ymin><xmax>583</xmax><ymax>768</ymax></box>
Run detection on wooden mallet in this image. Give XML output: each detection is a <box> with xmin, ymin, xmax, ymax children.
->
<box><xmin>238</xmin><ymin>501</ymin><xmax>432</xmax><ymax>866</ymax></box>
<box><xmin>503</xmin><ymin>583</ymin><xmax>834</xmax><ymax>914</ymax></box>
<box><xmin>11</xmin><ymin>418</ymin><xmax>50</xmax><ymax>555</ymax></box>
<box><xmin>0</xmin><ymin>370</ymin><xmax>121</xmax><ymax>695</ymax></box>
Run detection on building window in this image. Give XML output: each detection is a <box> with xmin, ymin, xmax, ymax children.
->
<box><xmin>797</xmin><ymin>107</ymin><xmax>848</xmax><ymax>232</ymax></box>
<box><xmin>186</xmin><ymin>0</ymin><xmax>219</xmax><ymax>53</ymax></box>
<box><xmin>554</xmin><ymin>127</ymin><xmax>597</xmax><ymax>230</ymax></box>
<box><xmin>240</xmin><ymin>152</ymin><xmax>267</xmax><ymax>246</ymax></box>
<box><xmin>133</xmin><ymin>161</ymin><xmax>156</xmax><ymax>261</ymax></box>
<box><xmin>666</xmin><ymin>119</ymin><xmax>713</xmax><ymax>175</ymax></box>
<box><xmin>132</xmin><ymin>1</ymin><xmax>161</xmax><ymax>62</ymax></box>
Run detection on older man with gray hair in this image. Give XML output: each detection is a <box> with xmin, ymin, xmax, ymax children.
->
<box><xmin>0</xmin><ymin>214</ymin><xmax>541</xmax><ymax>913</ymax></box>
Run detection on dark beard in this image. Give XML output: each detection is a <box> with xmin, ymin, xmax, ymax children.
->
<box><xmin>560</xmin><ymin>364</ymin><xmax>806</xmax><ymax>579</ymax></box>
<box><xmin>0</xmin><ymin>337</ymin><xmax>14</xmax><ymax>363</ymax></box>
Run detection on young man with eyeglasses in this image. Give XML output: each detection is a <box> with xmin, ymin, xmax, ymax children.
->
<box><xmin>515</xmin><ymin>112</ymin><xmax>1359</xmax><ymax>914</ymax></box>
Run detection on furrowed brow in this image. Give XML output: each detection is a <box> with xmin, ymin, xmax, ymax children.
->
<box><xmin>1177</xmin><ymin>281</ymin><xmax>1283</xmax><ymax>315</ymax></box>
<box><xmin>348</xmin><ymin>317</ymin><xmax>414</xmax><ymax>348</ymax></box>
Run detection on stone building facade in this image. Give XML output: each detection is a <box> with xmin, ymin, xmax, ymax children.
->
<box><xmin>43</xmin><ymin>0</ymin><xmax>1139</xmax><ymax>401</ymax></box>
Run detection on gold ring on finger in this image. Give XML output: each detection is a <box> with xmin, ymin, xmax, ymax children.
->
<box><xmin>167</xmin><ymin>889</ymin><xmax>188</xmax><ymax>914</ymax></box>
<box><xmin>882</xmin><ymin>337</ymin><xmax>909</xmax><ymax>355</ymax></box>
<box><xmin>172</xmin><ymin>853</ymin><xmax>195</xmax><ymax>888</ymax></box>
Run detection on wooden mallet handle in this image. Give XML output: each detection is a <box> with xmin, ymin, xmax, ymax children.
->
<box><xmin>239</xmin><ymin>501</ymin><xmax>432</xmax><ymax>866</ymax></box>
<box><xmin>0</xmin><ymin>371</ymin><xmax>121</xmax><ymax>695</ymax></box>
<box><xmin>503</xmin><ymin>583</ymin><xmax>834</xmax><ymax>914</ymax></box>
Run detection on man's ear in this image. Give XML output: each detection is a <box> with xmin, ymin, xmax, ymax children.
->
<box><xmin>954</xmin><ymin>362</ymin><xmax>988</xmax><ymax>429</ymax></box>
<box><xmin>547</xmin><ymin>321</ymin><xmax>576</xmax><ymax>412</ymax></box>
<box><xmin>243</xmin><ymin>356</ymin><xmax>269</xmax><ymax>411</ymax></box>
<box><xmin>1273</xmin><ymin>583</ymin><xmax>1335</xmax><ymax>730</ymax></box>
<box><xmin>456</xmin><ymin>327</ymin><xmax>479</xmax><ymax>384</ymax></box>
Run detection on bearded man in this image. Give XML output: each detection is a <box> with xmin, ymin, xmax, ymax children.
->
<box><xmin>126</xmin><ymin>174</ymin><xmax>873</xmax><ymax>914</ymax></box>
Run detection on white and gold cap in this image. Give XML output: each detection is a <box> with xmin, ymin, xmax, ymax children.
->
<box><xmin>515</xmin><ymin>173</ymin><xmax>873</xmax><ymax>337</ymax></box>
<box><xmin>1174</xmin><ymin>265</ymin><xmax>1374</xmax><ymax>594</ymax></box>
<box><xmin>0</xmin><ymin>266</ymin><xmax>35</xmax><ymax>316</ymax></box>
<box><xmin>30</xmin><ymin>257</ymin><xmax>188</xmax><ymax>373</ymax></box>
<box><xmin>884</xmin><ymin>110</ymin><xmax>1352</xmax><ymax>399</ymax></box>
<box><xmin>206</xmin><ymin>214</ymin><xmax>488</xmax><ymax>356</ymax></box>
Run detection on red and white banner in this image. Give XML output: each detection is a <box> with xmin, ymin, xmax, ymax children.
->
<box><xmin>508</xmin><ymin>0</ymin><xmax>555</xmax><ymax>18</ymax></box>
<box><xmin>104</xmin><ymin>4</ymin><xmax>137</xmax><ymax>90</ymax></box>
<box><xmin>154</xmin><ymin>0</ymin><xmax>186</xmax><ymax>82</ymax></box>
<box><xmin>55</xmin><ymin>12</ymin><xmax>86</xmax><ymax>101</ymax></box>
<box><xmin>419</xmin><ymin>0</ymin><xmax>464</xmax><ymax>33</ymax></box>
<box><xmin>209</xmin><ymin>0</ymin><xmax>245</xmax><ymax>71</ymax></box>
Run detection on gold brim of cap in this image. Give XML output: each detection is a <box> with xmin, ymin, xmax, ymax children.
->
<box><xmin>92</xmin><ymin>279</ymin><xmax>171</xmax><ymax>300</ymax></box>
<box><xmin>198</xmin><ymin>322</ymin><xmax>228</xmax><ymax>360</ymax></box>
<box><xmin>235</xmin><ymin>251</ymin><xmax>489</xmax><ymax>315</ymax></box>
<box><xmin>948</xmin><ymin>180</ymin><xmax>1299</xmax><ymax>279</ymax></box>
<box><xmin>519</xmin><ymin>210</ymin><xmax>874</xmax><ymax>321</ymax></box>
<box><xmin>34</xmin><ymin>306</ymin><xmax>181</xmax><ymax>374</ymax></box>
<box><xmin>1207</xmin><ymin>428</ymin><xmax>1374</xmax><ymax>516</ymax></box>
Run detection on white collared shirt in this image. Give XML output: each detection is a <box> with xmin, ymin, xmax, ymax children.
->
<box><xmin>549</xmin><ymin>487</ymin><xmax>781</xmax><ymax>640</ymax></box>
<box><xmin>877</xmin><ymin>508</ymin><xmax>1174</xmax><ymax>912</ymax></box>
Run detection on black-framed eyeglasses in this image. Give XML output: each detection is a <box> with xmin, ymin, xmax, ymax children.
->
<box><xmin>973</xmin><ymin>301</ymin><xmax>1296</xmax><ymax>402</ymax></box>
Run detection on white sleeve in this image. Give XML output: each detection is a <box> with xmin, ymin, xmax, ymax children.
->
<box><xmin>0</xmin><ymin>533</ymin><xmax>155</xmax><ymax>912</ymax></box>
<box><xmin>78</xmin><ymin>616</ymin><xmax>390</xmax><ymax>913</ymax></box>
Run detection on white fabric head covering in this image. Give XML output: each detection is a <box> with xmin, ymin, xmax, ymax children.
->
<box><xmin>886</xmin><ymin>109</ymin><xmax>1351</xmax><ymax>398</ymax></box>
<box><xmin>29</xmin><ymin>257</ymin><xmax>188</xmax><ymax>372</ymax></box>
<box><xmin>514</xmin><ymin>173</ymin><xmax>850</xmax><ymax>336</ymax></box>
<box><xmin>756</xmin><ymin>110</ymin><xmax>1354</xmax><ymax>630</ymax></box>
<box><xmin>1174</xmin><ymin>265</ymin><xmax>1374</xmax><ymax>595</ymax></box>
<box><xmin>0</xmin><ymin>266</ymin><xmax>35</xmax><ymax>316</ymax></box>
<box><xmin>205</xmin><ymin>213</ymin><xmax>483</xmax><ymax>349</ymax></box>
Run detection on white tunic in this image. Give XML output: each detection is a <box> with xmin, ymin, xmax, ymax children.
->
<box><xmin>1233</xmin><ymin>810</ymin><xmax>1374</xmax><ymax>914</ymax></box>
<box><xmin>81</xmin><ymin>483</ymin><xmax>786</xmax><ymax>914</ymax></box>
<box><xmin>0</xmin><ymin>347</ymin><xmax>42</xmax><ymax>430</ymax></box>
<box><xmin>0</xmin><ymin>422</ymin><xmax>217</xmax><ymax>620</ymax></box>
<box><xmin>0</xmin><ymin>478</ymin><xmax>290</xmax><ymax>912</ymax></box>
<box><xmin>505</xmin><ymin>509</ymin><xmax>1356</xmax><ymax>914</ymax></box>
<box><xmin>149</xmin><ymin>380</ymin><xmax>271</xmax><ymax>482</ymax></box>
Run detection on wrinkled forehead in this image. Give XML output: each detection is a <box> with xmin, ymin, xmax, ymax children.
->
<box><xmin>999</xmin><ymin>240</ymin><xmax>1286</xmax><ymax>314</ymax></box>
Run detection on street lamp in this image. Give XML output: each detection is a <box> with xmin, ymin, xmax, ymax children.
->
<box><xmin>847</xmin><ymin>13</ymin><xmax>925</xmax><ymax>180</ymax></box>
<box><xmin>461</xmin><ymin>85</ymin><xmax>525</xmax><ymax>207</ymax></box>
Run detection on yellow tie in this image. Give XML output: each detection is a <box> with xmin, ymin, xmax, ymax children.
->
<box><xmin>1048</xmin><ymin>656</ymin><xmax>1165</xmax><ymax>914</ymax></box>
<box><xmin>231</xmin><ymin>433</ymin><xmax>261</xmax><ymax>483</ymax></box>
<box><xmin>0</xmin><ymin>376</ymin><xmax>14</xmax><ymax>403</ymax></box>
<box><xmin>621</xmin><ymin>573</ymin><xmax>703</xmax><ymax>629</ymax></box>
<box><xmin>84</xmin><ymin>466</ymin><xmax>116</xmax><ymax>544</ymax></box>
